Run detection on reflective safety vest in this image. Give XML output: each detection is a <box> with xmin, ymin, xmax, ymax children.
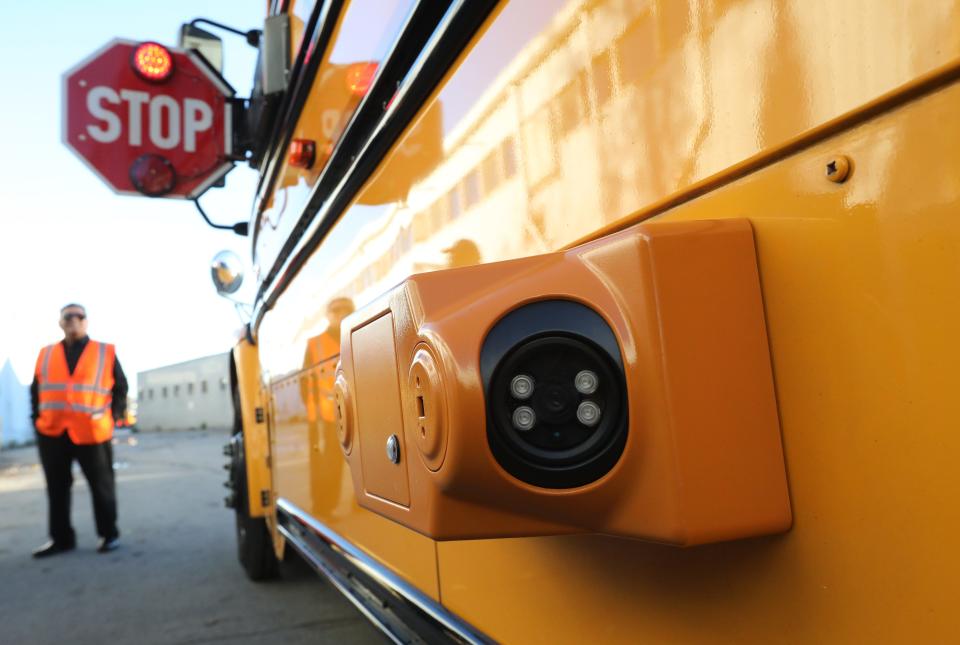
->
<box><xmin>34</xmin><ymin>340</ymin><xmax>116</xmax><ymax>445</ymax></box>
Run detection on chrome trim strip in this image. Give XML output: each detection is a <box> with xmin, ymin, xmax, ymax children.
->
<box><xmin>277</xmin><ymin>524</ymin><xmax>401</xmax><ymax>644</ymax></box>
<box><xmin>277</xmin><ymin>498</ymin><xmax>490</xmax><ymax>645</ymax></box>
<box><xmin>251</xmin><ymin>0</ymin><xmax>345</xmax><ymax>253</ymax></box>
<box><xmin>252</xmin><ymin>0</ymin><xmax>497</xmax><ymax>335</ymax></box>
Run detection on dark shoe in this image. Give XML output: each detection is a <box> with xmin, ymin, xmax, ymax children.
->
<box><xmin>32</xmin><ymin>540</ymin><xmax>75</xmax><ymax>558</ymax></box>
<box><xmin>97</xmin><ymin>536</ymin><xmax>120</xmax><ymax>553</ymax></box>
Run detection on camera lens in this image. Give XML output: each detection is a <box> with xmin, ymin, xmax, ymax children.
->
<box><xmin>488</xmin><ymin>335</ymin><xmax>622</xmax><ymax>471</ymax></box>
<box><xmin>481</xmin><ymin>300</ymin><xmax>628</xmax><ymax>488</ymax></box>
<box><xmin>537</xmin><ymin>384</ymin><xmax>573</xmax><ymax>422</ymax></box>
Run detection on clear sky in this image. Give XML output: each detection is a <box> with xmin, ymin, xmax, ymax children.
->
<box><xmin>0</xmin><ymin>1</ymin><xmax>265</xmax><ymax>392</ymax></box>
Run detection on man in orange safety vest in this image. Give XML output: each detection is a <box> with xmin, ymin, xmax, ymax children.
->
<box><xmin>30</xmin><ymin>304</ymin><xmax>127</xmax><ymax>557</ymax></box>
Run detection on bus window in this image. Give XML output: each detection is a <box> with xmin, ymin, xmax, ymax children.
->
<box><xmin>288</xmin><ymin>0</ymin><xmax>321</xmax><ymax>57</ymax></box>
<box><xmin>255</xmin><ymin>0</ymin><xmax>417</xmax><ymax>273</ymax></box>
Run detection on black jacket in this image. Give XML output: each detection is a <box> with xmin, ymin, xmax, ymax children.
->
<box><xmin>30</xmin><ymin>336</ymin><xmax>129</xmax><ymax>423</ymax></box>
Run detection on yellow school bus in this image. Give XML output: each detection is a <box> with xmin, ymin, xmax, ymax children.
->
<box><xmin>220</xmin><ymin>0</ymin><xmax>960</xmax><ymax>642</ymax></box>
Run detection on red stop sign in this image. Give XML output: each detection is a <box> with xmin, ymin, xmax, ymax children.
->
<box><xmin>63</xmin><ymin>39</ymin><xmax>234</xmax><ymax>199</ymax></box>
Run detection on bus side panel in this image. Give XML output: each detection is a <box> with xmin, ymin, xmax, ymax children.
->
<box><xmin>437</xmin><ymin>79</ymin><xmax>960</xmax><ymax>643</ymax></box>
<box><xmin>255</xmin><ymin>0</ymin><xmax>960</xmax><ymax>638</ymax></box>
<box><xmin>261</xmin><ymin>317</ymin><xmax>440</xmax><ymax>600</ymax></box>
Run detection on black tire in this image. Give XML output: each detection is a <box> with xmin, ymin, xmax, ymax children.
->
<box><xmin>231</xmin><ymin>431</ymin><xmax>279</xmax><ymax>581</ymax></box>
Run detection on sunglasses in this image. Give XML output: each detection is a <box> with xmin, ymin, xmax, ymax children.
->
<box><xmin>63</xmin><ymin>313</ymin><xmax>86</xmax><ymax>322</ymax></box>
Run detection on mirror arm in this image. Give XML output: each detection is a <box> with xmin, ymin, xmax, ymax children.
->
<box><xmin>214</xmin><ymin>291</ymin><xmax>253</xmax><ymax>324</ymax></box>
<box><xmin>234</xmin><ymin>301</ymin><xmax>254</xmax><ymax>322</ymax></box>
<box><xmin>193</xmin><ymin>198</ymin><xmax>249</xmax><ymax>236</ymax></box>
<box><xmin>188</xmin><ymin>18</ymin><xmax>261</xmax><ymax>48</ymax></box>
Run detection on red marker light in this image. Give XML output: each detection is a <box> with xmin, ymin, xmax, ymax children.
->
<box><xmin>132</xmin><ymin>42</ymin><xmax>174</xmax><ymax>82</ymax></box>
<box><xmin>345</xmin><ymin>62</ymin><xmax>378</xmax><ymax>97</ymax></box>
<box><xmin>129</xmin><ymin>154</ymin><xmax>176</xmax><ymax>196</ymax></box>
<box><xmin>288</xmin><ymin>139</ymin><xmax>316</xmax><ymax>169</ymax></box>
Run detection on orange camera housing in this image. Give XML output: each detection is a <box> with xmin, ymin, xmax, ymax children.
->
<box><xmin>334</xmin><ymin>219</ymin><xmax>791</xmax><ymax>545</ymax></box>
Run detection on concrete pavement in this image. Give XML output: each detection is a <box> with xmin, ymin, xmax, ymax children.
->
<box><xmin>0</xmin><ymin>429</ymin><xmax>384</xmax><ymax>645</ymax></box>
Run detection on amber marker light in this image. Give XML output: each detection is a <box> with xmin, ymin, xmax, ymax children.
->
<box><xmin>288</xmin><ymin>139</ymin><xmax>316</xmax><ymax>169</ymax></box>
<box><xmin>132</xmin><ymin>42</ymin><xmax>174</xmax><ymax>82</ymax></box>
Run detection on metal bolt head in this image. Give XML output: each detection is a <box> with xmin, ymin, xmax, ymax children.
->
<box><xmin>574</xmin><ymin>370</ymin><xmax>599</xmax><ymax>394</ymax></box>
<box><xmin>386</xmin><ymin>434</ymin><xmax>401</xmax><ymax>464</ymax></box>
<box><xmin>512</xmin><ymin>406</ymin><xmax>536</xmax><ymax>431</ymax></box>
<box><xmin>510</xmin><ymin>374</ymin><xmax>535</xmax><ymax>399</ymax></box>
<box><xmin>577</xmin><ymin>400</ymin><xmax>602</xmax><ymax>427</ymax></box>
<box><xmin>825</xmin><ymin>155</ymin><xmax>851</xmax><ymax>183</ymax></box>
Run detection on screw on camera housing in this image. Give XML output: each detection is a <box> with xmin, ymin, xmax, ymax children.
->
<box><xmin>480</xmin><ymin>300</ymin><xmax>628</xmax><ymax>488</ymax></box>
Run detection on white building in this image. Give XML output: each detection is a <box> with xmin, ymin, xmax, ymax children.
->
<box><xmin>0</xmin><ymin>359</ymin><xmax>32</xmax><ymax>447</ymax></box>
<box><xmin>137</xmin><ymin>353</ymin><xmax>232</xmax><ymax>432</ymax></box>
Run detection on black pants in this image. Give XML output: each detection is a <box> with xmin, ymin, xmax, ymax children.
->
<box><xmin>36</xmin><ymin>432</ymin><xmax>118</xmax><ymax>545</ymax></box>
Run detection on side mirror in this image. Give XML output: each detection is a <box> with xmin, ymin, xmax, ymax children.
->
<box><xmin>211</xmin><ymin>251</ymin><xmax>244</xmax><ymax>295</ymax></box>
<box><xmin>179</xmin><ymin>23</ymin><xmax>224</xmax><ymax>74</ymax></box>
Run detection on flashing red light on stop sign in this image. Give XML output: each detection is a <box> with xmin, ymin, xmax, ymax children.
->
<box><xmin>132</xmin><ymin>42</ymin><xmax>174</xmax><ymax>83</ymax></box>
<box><xmin>62</xmin><ymin>39</ymin><xmax>235</xmax><ymax>199</ymax></box>
<box><xmin>130</xmin><ymin>153</ymin><xmax>176</xmax><ymax>196</ymax></box>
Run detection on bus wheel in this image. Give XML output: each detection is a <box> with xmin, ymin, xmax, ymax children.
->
<box><xmin>229</xmin><ymin>432</ymin><xmax>279</xmax><ymax>581</ymax></box>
